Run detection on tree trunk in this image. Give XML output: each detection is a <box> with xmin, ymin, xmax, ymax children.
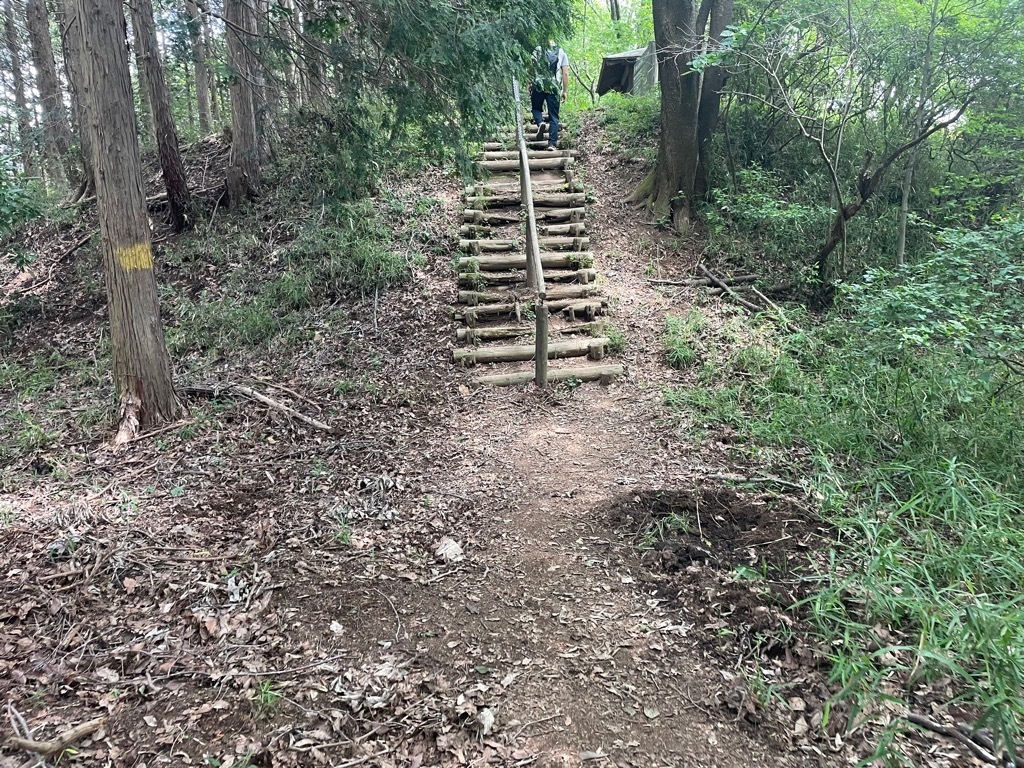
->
<box><xmin>299</xmin><ymin>0</ymin><xmax>326</xmax><ymax>107</ymax></box>
<box><xmin>74</xmin><ymin>0</ymin><xmax>182</xmax><ymax>438</ymax></box>
<box><xmin>203</xmin><ymin>12</ymin><xmax>221</xmax><ymax>125</ymax></box>
<box><xmin>630</xmin><ymin>0</ymin><xmax>700</xmax><ymax>231</ymax></box>
<box><xmin>131</xmin><ymin>17</ymin><xmax>153</xmax><ymax>144</ymax></box>
<box><xmin>254</xmin><ymin>0</ymin><xmax>276</xmax><ymax>161</ymax></box>
<box><xmin>130</xmin><ymin>0</ymin><xmax>193</xmax><ymax>231</ymax></box>
<box><xmin>54</xmin><ymin>0</ymin><xmax>96</xmax><ymax>201</ymax></box>
<box><xmin>895</xmin><ymin>161</ymin><xmax>914</xmax><ymax>268</ymax></box>
<box><xmin>3</xmin><ymin>0</ymin><xmax>36</xmax><ymax>177</ymax></box>
<box><xmin>184</xmin><ymin>0</ymin><xmax>211</xmax><ymax>134</ymax></box>
<box><xmin>25</xmin><ymin>0</ymin><xmax>74</xmax><ymax>188</ymax></box>
<box><xmin>225</xmin><ymin>0</ymin><xmax>259</xmax><ymax>208</ymax></box>
<box><xmin>694</xmin><ymin>0</ymin><xmax>734</xmax><ymax>198</ymax></box>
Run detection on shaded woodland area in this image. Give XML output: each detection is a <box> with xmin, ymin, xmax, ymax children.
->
<box><xmin>1</xmin><ymin>0</ymin><xmax>1024</xmax><ymax>765</ymax></box>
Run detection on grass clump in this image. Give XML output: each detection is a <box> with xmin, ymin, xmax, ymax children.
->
<box><xmin>662</xmin><ymin>220</ymin><xmax>1024</xmax><ymax>757</ymax></box>
<box><xmin>664</xmin><ymin>310</ymin><xmax>707</xmax><ymax>369</ymax></box>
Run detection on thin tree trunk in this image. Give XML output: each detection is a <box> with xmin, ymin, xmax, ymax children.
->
<box><xmin>184</xmin><ymin>58</ymin><xmax>196</xmax><ymax>133</ymax></box>
<box><xmin>225</xmin><ymin>0</ymin><xmax>259</xmax><ymax>208</ymax></box>
<box><xmin>203</xmin><ymin>11</ymin><xmax>221</xmax><ymax>124</ymax></box>
<box><xmin>74</xmin><ymin>0</ymin><xmax>182</xmax><ymax>438</ymax></box>
<box><xmin>25</xmin><ymin>0</ymin><xmax>74</xmax><ymax>188</ymax></box>
<box><xmin>299</xmin><ymin>0</ymin><xmax>326</xmax><ymax>107</ymax></box>
<box><xmin>254</xmin><ymin>0</ymin><xmax>275</xmax><ymax>161</ymax></box>
<box><xmin>185</xmin><ymin>0</ymin><xmax>211</xmax><ymax>134</ymax></box>
<box><xmin>3</xmin><ymin>0</ymin><xmax>36</xmax><ymax>177</ymax></box>
<box><xmin>280</xmin><ymin>0</ymin><xmax>299</xmax><ymax>112</ymax></box>
<box><xmin>55</xmin><ymin>0</ymin><xmax>95</xmax><ymax>201</ymax></box>
<box><xmin>131</xmin><ymin>17</ymin><xmax>153</xmax><ymax>143</ymax></box>
<box><xmin>694</xmin><ymin>0</ymin><xmax>734</xmax><ymax>198</ymax></box>
<box><xmin>130</xmin><ymin>0</ymin><xmax>193</xmax><ymax>231</ymax></box>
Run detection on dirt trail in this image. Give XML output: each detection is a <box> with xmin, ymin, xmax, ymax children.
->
<box><xmin>0</xmin><ymin>121</ymin><xmax>838</xmax><ymax>768</ymax></box>
<box><xmin>407</xmin><ymin>119</ymin><xmax>823</xmax><ymax>767</ymax></box>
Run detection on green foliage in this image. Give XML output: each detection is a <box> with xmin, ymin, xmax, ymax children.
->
<box><xmin>705</xmin><ymin>167</ymin><xmax>834</xmax><ymax>277</ymax></box>
<box><xmin>663</xmin><ymin>310</ymin><xmax>706</xmax><ymax>369</ymax></box>
<box><xmin>0</xmin><ymin>159</ymin><xmax>42</xmax><ymax>240</ymax></box>
<box><xmin>595</xmin><ymin>91</ymin><xmax>659</xmax><ymax>163</ymax></box>
<box><xmin>662</xmin><ymin>225</ymin><xmax>1024</xmax><ymax>753</ymax></box>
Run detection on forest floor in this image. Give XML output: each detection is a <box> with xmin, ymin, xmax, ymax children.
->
<box><xmin>0</xmin><ymin>118</ymin><xmax>975</xmax><ymax>768</ymax></box>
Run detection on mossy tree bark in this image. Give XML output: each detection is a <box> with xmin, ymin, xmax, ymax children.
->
<box><xmin>75</xmin><ymin>0</ymin><xmax>182</xmax><ymax>439</ymax></box>
<box><xmin>26</xmin><ymin>0</ymin><xmax>74</xmax><ymax>188</ymax></box>
<box><xmin>226</xmin><ymin>0</ymin><xmax>259</xmax><ymax>208</ymax></box>
<box><xmin>130</xmin><ymin>0</ymin><xmax>193</xmax><ymax>231</ymax></box>
<box><xmin>3</xmin><ymin>0</ymin><xmax>36</xmax><ymax>178</ymax></box>
<box><xmin>631</xmin><ymin>0</ymin><xmax>732</xmax><ymax>232</ymax></box>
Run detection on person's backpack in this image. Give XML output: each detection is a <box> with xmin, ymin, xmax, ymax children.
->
<box><xmin>545</xmin><ymin>47</ymin><xmax>561</xmax><ymax>75</ymax></box>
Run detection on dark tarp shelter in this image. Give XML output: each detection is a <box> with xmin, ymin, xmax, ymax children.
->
<box><xmin>596</xmin><ymin>42</ymin><xmax>658</xmax><ymax>96</ymax></box>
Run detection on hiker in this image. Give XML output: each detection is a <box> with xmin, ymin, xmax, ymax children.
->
<box><xmin>529</xmin><ymin>40</ymin><xmax>569</xmax><ymax>150</ymax></box>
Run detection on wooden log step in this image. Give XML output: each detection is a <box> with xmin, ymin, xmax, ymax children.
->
<box><xmin>536</xmin><ymin>207</ymin><xmax>586</xmax><ymax>223</ymax></box>
<box><xmin>476</xmin><ymin>157</ymin><xmax>575</xmax><ymax>173</ymax></box>
<box><xmin>480</xmin><ymin>150</ymin><xmax>578</xmax><ymax>160</ymax></box>
<box><xmin>458</xmin><ymin>239</ymin><xmax>518</xmax><ymax>254</ymax></box>
<box><xmin>548</xmin><ymin>297</ymin><xmax>608</xmax><ymax>315</ymax></box>
<box><xmin>464</xmin><ymin>179</ymin><xmax>583</xmax><ymax>196</ymax></box>
<box><xmin>462</xmin><ymin>209</ymin><xmax>520</xmax><ymax>225</ymax></box>
<box><xmin>457</xmin><ymin>252</ymin><xmax>592</xmax><ymax>271</ymax></box>
<box><xmin>454</xmin><ymin>337</ymin><xmax>609</xmax><ymax>366</ymax></box>
<box><xmin>472</xmin><ymin>363</ymin><xmax>624</xmax><ymax>388</ymax></box>
<box><xmin>459</xmin><ymin>224</ymin><xmax>494</xmax><ymax>238</ymax></box>
<box><xmin>537</xmin><ymin>222</ymin><xmax>586</xmax><ymax>236</ymax></box>
<box><xmin>458</xmin><ymin>268</ymin><xmax>597</xmax><ymax>287</ymax></box>
<box><xmin>453</xmin><ymin>303</ymin><xmax>522</xmax><ymax>324</ymax></box>
<box><xmin>456</xmin><ymin>321</ymin><xmax>606</xmax><ymax>343</ymax></box>
<box><xmin>456</xmin><ymin>325</ymin><xmax>532</xmax><ymax>343</ymax></box>
<box><xmin>539</xmin><ymin>236</ymin><xmax>589</xmax><ymax>251</ymax></box>
<box><xmin>483</xmin><ymin>139</ymin><xmax>568</xmax><ymax>151</ymax></box>
<box><xmin>458</xmin><ymin>284</ymin><xmax>596</xmax><ymax>305</ymax></box>
<box><xmin>465</xmin><ymin>192</ymin><xmax>586</xmax><ymax>210</ymax></box>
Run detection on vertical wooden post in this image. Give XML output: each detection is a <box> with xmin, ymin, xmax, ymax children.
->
<box><xmin>535</xmin><ymin>304</ymin><xmax>549</xmax><ymax>387</ymax></box>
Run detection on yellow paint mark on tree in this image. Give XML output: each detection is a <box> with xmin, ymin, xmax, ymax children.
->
<box><xmin>115</xmin><ymin>243</ymin><xmax>154</xmax><ymax>271</ymax></box>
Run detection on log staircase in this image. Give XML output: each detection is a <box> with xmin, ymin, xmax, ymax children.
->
<box><xmin>452</xmin><ymin>83</ymin><xmax>624</xmax><ymax>388</ymax></box>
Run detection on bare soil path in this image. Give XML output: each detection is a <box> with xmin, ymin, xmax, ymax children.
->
<box><xmin>0</xmin><ymin>120</ymin><xmax>841</xmax><ymax>767</ymax></box>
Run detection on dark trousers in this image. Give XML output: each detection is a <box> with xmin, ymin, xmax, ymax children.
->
<box><xmin>530</xmin><ymin>89</ymin><xmax>560</xmax><ymax>146</ymax></box>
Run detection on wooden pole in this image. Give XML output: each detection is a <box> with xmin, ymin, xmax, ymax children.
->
<box><xmin>472</xmin><ymin>364</ymin><xmax>624</xmax><ymax>388</ymax></box>
<box><xmin>535</xmin><ymin>305</ymin><xmax>549</xmax><ymax>386</ymax></box>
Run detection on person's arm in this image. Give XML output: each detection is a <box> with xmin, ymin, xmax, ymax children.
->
<box><xmin>561</xmin><ymin>65</ymin><xmax>569</xmax><ymax>100</ymax></box>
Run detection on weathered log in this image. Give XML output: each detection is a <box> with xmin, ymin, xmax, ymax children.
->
<box><xmin>482</xmin><ymin>139</ymin><xmax>568</xmax><ymax>151</ymax></box>
<box><xmin>536</xmin><ymin>207</ymin><xmax>586</xmax><ymax>223</ymax></box>
<box><xmin>560</xmin><ymin>301</ymin><xmax>609</xmax><ymax>320</ymax></box>
<box><xmin>453</xmin><ymin>302</ymin><xmax>523</xmax><ymax>325</ymax></box>
<box><xmin>558</xmin><ymin>320</ymin><xmax>606</xmax><ymax>336</ymax></box>
<box><xmin>456</xmin><ymin>325</ymin><xmax>532</xmax><ymax>343</ymax></box>
<box><xmin>459</xmin><ymin>224</ymin><xmax>493</xmax><ymax>238</ymax></box>
<box><xmin>648</xmin><ymin>274</ymin><xmax>756</xmax><ymax>287</ymax></box>
<box><xmin>537</xmin><ymin>222</ymin><xmax>586</xmax><ymax>237</ymax></box>
<box><xmin>462</xmin><ymin>209</ymin><xmax>520</xmax><ymax>225</ymax></box>
<box><xmin>464</xmin><ymin>179</ymin><xmax>583</xmax><ymax>196</ymax></box>
<box><xmin>481</xmin><ymin>149</ymin><xmax>578</xmax><ymax>160</ymax></box>
<box><xmin>458</xmin><ymin>285</ymin><xmax>595</xmax><ymax>305</ymax></box>
<box><xmin>457</xmin><ymin>252</ymin><xmax>592</xmax><ymax>271</ymax></box>
<box><xmin>477</xmin><ymin>157</ymin><xmax>574</xmax><ymax>173</ymax></box>
<box><xmin>539</xmin><ymin>236</ymin><xmax>589</xmax><ymax>251</ymax></box>
<box><xmin>458</xmin><ymin>239</ymin><xmax>518</xmax><ymax>254</ymax></box>
<box><xmin>465</xmin><ymin>192</ymin><xmax>586</xmax><ymax>209</ymax></box>
<box><xmin>458</xmin><ymin>268</ymin><xmax>596</xmax><ymax>288</ymax></box>
<box><xmin>453</xmin><ymin>337</ymin><xmax>608</xmax><ymax>366</ymax></box>
<box><xmin>472</xmin><ymin>363</ymin><xmax>623</xmax><ymax>388</ymax></box>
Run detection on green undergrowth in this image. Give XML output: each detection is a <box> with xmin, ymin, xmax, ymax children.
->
<box><xmin>594</xmin><ymin>91</ymin><xmax>659</xmax><ymax>166</ymax></box>
<box><xmin>664</xmin><ymin>219</ymin><xmax>1024</xmax><ymax>759</ymax></box>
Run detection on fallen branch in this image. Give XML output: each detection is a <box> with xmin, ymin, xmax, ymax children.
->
<box><xmin>648</xmin><ymin>274</ymin><xmax>756</xmax><ymax>287</ymax></box>
<box><xmin>906</xmin><ymin>713</ymin><xmax>1001</xmax><ymax>766</ymax></box>
<box><xmin>5</xmin><ymin>716</ymin><xmax>106</xmax><ymax>756</ymax></box>
<box><xmin>749</xmin><ymin>286</ymin><xmax>803</xmax><ymax>334</ymax></box>
<box><xmin>183</xmin><ymin>382</ymin><xmax>333</xmax><ymax>433</ymax></box>
<box><xmin>697</xmin><ymin>264</ymin><xmax>762</xmax><ymax>314</ymax></box>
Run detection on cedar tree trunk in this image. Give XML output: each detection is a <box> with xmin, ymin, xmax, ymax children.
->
<box><xmin>55</xmin><ymin>0</ymin><xmax>96</xmax><ymax>201</ymax></box>
<box><xmin>185</xmin><ymin>0</ymin><xmax>212</xmax><ymax>134</ymax></box>
<box><xmin>226</xmin><ymin>0</ymin><xmax>259</xmax><ymax>208</ymax></box>
<box><xmin>3</xmin><ymin>0</ymin><xmax>36</xmax><ymax>177</ymax></box>
<box><xmin>131</xmin><ymin>0</ymin><xmax>192</xmax><ymax>231</ymax></box>
<box><xmin>75</xmin><ymin>0</ymin><xmax>182</xmax><ymax>439</ymax></box>
<box><xmin>25</xmin><ymin>0</ymin><xmax>74</xmax><ymax>187</ymax></box>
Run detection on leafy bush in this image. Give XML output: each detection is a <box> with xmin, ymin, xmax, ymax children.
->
<box><xmin>662</xmin><ymin>221</ymin><xmax>1024</xmax><ymax>754</ymax></box>
<box><xmin>0</xmin><ymin>159</ymin><xmax>42</xmax><ymax>239</ymax></box>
